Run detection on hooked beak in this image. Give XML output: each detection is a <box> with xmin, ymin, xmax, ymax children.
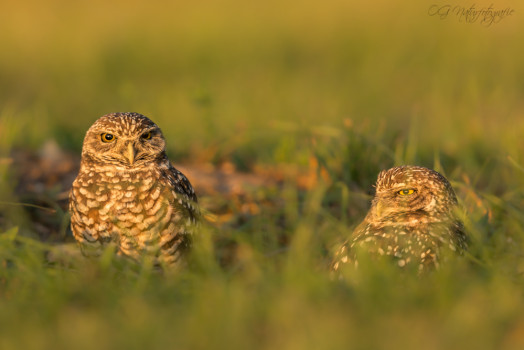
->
<box><xmin>126</xmin><ymin>143</ymin><xmax>136</xmax><ymax>165</ymax></box>
<box><xmin>375</xmin><ymin>200</ymin><xmax>384</xmax><ymax>219</ymax></box>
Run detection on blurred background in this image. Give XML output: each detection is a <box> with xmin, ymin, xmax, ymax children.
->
<box><xmin>1</xmin><ymin>0</ymin><xmax>524</xmax><ymax>349</ymax></box>
<box><xmin>2</xmin><ymin>0</ymin><xmax>522</xmax><ymax>161</ymax></box>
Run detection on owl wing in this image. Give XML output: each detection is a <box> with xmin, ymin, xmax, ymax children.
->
<box><xmin>331</xmin><ymin>220</ymin><xmax>370</xmax><ymax>270</ymax></box>
<box><xmin>450</xmin><ymin>220</ymin><xmax>468</xmax><ymax>252</ymax></box>
<box><xmin>162</xmin><ymin>163</ymin><xmax>200</xmax><ymax>223</ymax></box>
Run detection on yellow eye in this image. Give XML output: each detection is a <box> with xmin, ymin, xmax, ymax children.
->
<box><xmin>141</xmin><ymin>131</ymin><xmax>152</xmax><ymax>140</ymax></box>
<box><xmin>398</xmin><ymin>189</ymin><xmax>415</xmax><ymax>196</ymax></box>
<box><xmin>101</xmin><ymin>133</ymin><xmax>115</xmax><ymax>143</ymax></box>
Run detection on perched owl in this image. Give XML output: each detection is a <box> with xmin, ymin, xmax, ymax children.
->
<box><xmin>69</xmin><ymin>112</ymin><xmax>199</xmax><ymax>266</ymax></box>
<box><xmin>332</xmin><ymin>165</ymin><xmax>467</xmax><ymax>272</ymax></box>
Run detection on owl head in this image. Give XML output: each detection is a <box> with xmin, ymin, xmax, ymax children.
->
<box><xmin>80</xmin><ymin>112</ymin><xmax>167</xmax><ymax>168</ymax></box>
<box><xmin>368</xmin><ymin>165</ymin><xmax>458</xmax><ymax>223</ymax></box>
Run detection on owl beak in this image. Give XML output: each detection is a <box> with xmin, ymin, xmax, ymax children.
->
<box><xmin>375</xmin><ymin>200</ymin><xmax>384</xmax><ymax>218</ymax></box>
<box><xmin>126</xmin><ymin>143</ymin><xmax>136</xmax><ymax>165</ymax></box>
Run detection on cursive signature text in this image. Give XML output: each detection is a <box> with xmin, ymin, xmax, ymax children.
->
<box><xmin>428</xmin><ymin>4</ymin><xmax>515</xmax><ymax>26</ymax></box>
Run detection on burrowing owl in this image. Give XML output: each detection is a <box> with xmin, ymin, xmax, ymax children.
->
<box><xmin>332</xmin><ymin>165</ymin><xmax>467</xmax><ymax>272</ymax></box>
<box><xmin>69</xmin><ymin>112</ymin><xmax>198</xmax><ymax>266</ymax></box>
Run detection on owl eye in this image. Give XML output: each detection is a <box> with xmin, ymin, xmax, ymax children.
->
<box><xmin>397</xmin><ymin>189</ymin><xmax>416</xmax><ymax>196</ymax></box>
<box><xmin>101</xmin><ymin>133</ymin><xmax>115</xmax><ymax>143</ymax></box>
<box><xmin>141</xmin><ymin>131</ymin><xmax>152</xmax><ymax>140</ymax></box>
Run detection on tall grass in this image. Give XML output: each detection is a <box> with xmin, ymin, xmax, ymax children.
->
<box><xmin>1</xmin><ymin>0</ymin><xmax>524</xmax><ymax>349</ymax></box>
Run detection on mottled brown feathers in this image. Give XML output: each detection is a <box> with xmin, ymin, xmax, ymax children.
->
<box><xmin>332</xmin><ymin>166</ymin><xmax>467</xmax><ymax>272</ymax></box>
<box><xmin>69</xmin><ymin>112</ymin><xmax>198</xmax><ymax>266</ymax></box>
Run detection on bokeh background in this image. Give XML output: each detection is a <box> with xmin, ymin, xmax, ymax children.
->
<box><xmin>1</xmin><ymin>1</ymin><xmax>524</xmax><ymax>349</ymax></box>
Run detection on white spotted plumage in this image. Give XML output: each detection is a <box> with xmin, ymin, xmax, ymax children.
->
<box><xmin>332</xmin><ymin>165</ymin><xmax>468</xmax><ymax>272</ymax></box>
<box><xmin>69</xmin><ymin>112</ymin><xmax>199</xmax><ymax>266</ymax></box>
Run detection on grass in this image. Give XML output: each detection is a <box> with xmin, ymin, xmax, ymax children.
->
<box><xmin>1</xmin><ymin>0</ymin><xmax>524</xmax><ymax>349</ymax></box>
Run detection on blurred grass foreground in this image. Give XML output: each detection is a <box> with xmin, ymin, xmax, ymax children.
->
<box><xmin>1</xmin><ymin>0</ymin><xmax>524</xmax><ymax>349</ymax></box>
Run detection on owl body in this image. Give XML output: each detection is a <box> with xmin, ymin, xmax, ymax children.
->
<box><xmin>333</xmin><ymin>166</ymin><xmax>467</xmax><ymax>272</ymax></box>
<box><xmin>69</xmin><ymin>112</ymin><xmax>198</xmax><ymax>265</ymax></box>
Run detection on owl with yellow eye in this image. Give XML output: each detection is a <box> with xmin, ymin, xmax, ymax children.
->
<box><xmin>332</xmin><ymin>165</ymin><xmax>468</xmax><ymax>272</ymax></box>
<box><xmin>69</xmin><ymin>112</ymin><xmax>199</xmax><ymax>266</ymax></box>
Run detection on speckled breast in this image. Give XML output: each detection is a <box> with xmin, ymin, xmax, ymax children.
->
<box><xmin>70</xmin><ymin>166</ymin><xmax>190</xmax><ymax>263</ymax></box>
